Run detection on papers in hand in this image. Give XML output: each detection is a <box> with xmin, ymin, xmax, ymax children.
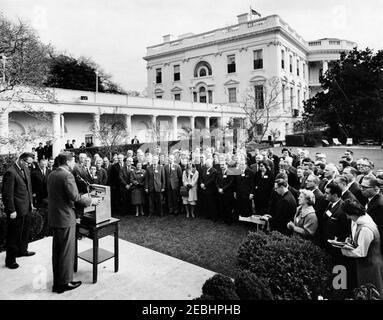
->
<box><xmin>328</xmin><ymin>239</ymin><xmax>357</xmax><ymax>249</ymax></box>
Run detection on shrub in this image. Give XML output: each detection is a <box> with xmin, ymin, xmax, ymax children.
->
<box><xmin>235</xmin><ymin>270</ymin><xmax>273</xmax><ymax>300</ymax></box>
<box><xmin>237</xmin><ymin>231</ymin><xmax>332</xmax><ymax>300</ymax></box>
<box><xmin>285</xmin><ymin>135</ymin><xmax>304</xmax><ymax>147</ymax></box>
<box><xmin>200</xmin><ymin>274</ymin><xmax>239</xmax><ymax>300</ymax></box>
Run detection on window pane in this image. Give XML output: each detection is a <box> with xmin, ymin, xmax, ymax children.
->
<box><xmin>254</xmin><ymin>85</ymin><xmax>264</xmax><ymax>109</ymax></box>
<box><xmin>199</xmin><ymin>68</ymin><xmax>207</xmax><ymax>77</ymax></box>
<box><xmin>228</xmin><ymin>88</ymin><xmax>236</xmax><ymax>103</ymax></box>
<box><xmin>281</xmin><ymin>50</ymin><xmax>285</xmax><ymax>69</ymax></box>
<box><xmin>227</xmin><ymin>55</ymin><xmax>236</xmax><ymax>73</ymax></box>
<box><xmin>156</xmin><ymin>68</ymin><xmax>162</xmax><ymax>83</ymax></box>
<box><xmin>208</xmin><ymin>90</ymin><xmax>213</xmax><ymax>103</ymax></box>
<box><xmin>253</xmin><ymin>50</ymin><xmax>263</xmax><ymax>69</ymax></box>
<box><xmin>174</xmin><ymin>93</ymin><xmax>181</xmax><ymax>101</ymax></box>
<box><xmin>174</xmin><ymin>65</ymin><xmax>180</xmax><ymax>81</ymax></box>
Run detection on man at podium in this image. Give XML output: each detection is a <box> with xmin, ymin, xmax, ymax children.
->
<box><xmin>48</xmin><ymin>152</ymin><xmax>101</xmax><ymax>294</ymax></box>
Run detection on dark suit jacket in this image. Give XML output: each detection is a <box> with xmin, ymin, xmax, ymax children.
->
<box><xmin>348</xmin><ymin>181</ymin><xmax>367</xmax><ymax>206</ymax></box>
<box><xmin>36</xmin><ymin>146</ymin><xmax>45</xmax><ymax>160</ymax></box>
<box><xmin>145</xmin><ymin>164</ymin><xmax>165</xmax><ymax>192</ymax></box>
<box><xmin>322</xmin><ymin>199</ymin><xmax>350</xmax><ymax>246</ymax></box>
<box><xmin>269</xmin><ymin>190</ymin><xmax>297</xmax><ymax>235</ymax></box>
<box><xmin>164</xmin><ymin>163</ymin><xmax>182</xmax><ymax>190</ymax></box>
<box><xmin>367</xmin><ymin>193</ymin><xmax>383</xmax><ymax>253</ymax></box>
<box><xmin>108</xmin><ymin>163</ymin><xmax>122</xmax><ymax>190</ymax></box>
<box><xmin>216</xmin><ymin>169</ymin><xmax>235</xmax><ymax>194</ymax></box>
<box><xmin>199</xmin><ymin>166</ymin><xmax>218</xmax><ymax>195</ymax></box>
<box><xmin>131</xmin><ymin>139</ymin><xmax>139</xmax><ymax>144</ymax></box>
<box><xmin>319</xmin><ymin>178</ymin><xmax>334</xmax><ymax>194</ymax></box>
<box><xmin>44</xmin><ymin>145</ymin><xmax>53</xmax><ymax>159</ymax></box>
<box><xmin>119</xmin><ymin>165</ymin><xmax>135</xmax><ymax>189</ymax></box>
<box><xmin>234</xmin><ymin>168</ymin><xmax>255</xmax><ymax>197</ymax></box>
<box><xmin>47</xmin><ymin>166</ymin><xmax>92</xmax><ymax>228</ymax></box>
<box><xmin>65</xmin><ymin>143</ymin><xmax>73</xmax><ymax>149</ymax></box>
<box><xmin>341</xmin><ymin>189</ymin><xmax>357</xmax><ymax>203</ymax></box>
<box><xmin>72</xmin><ymin>163</ymin><xmax>92</xmax><ymax>193</ymax></box>
<box><xmin>31</xmin><ymin>167</ymin><xmax>51</xmax><ymax>206</ymax></box>
<box><xmin>1</xmin><ymin>163</ymin><xmax>33</xmax><ymax>217</ymax></box>
<box><xmin>96</xmin><ymin>167</ymin><xmax>108</xmax><ymax>185</ymax></box>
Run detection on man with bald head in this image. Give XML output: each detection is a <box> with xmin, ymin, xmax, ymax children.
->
<box><xmin>319</xmin><ymin>163</ymin><xmax>338</xmax><ymax>193</ymax></box>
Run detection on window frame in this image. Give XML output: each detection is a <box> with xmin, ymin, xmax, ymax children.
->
<box><xmin>228</xmin><ymin>87</ymin><xmax>237</xmax><ymax>103</ymax></box>
<box><xmin>253</xmin><ymin>49</ymin><xmax>263</xmax><ymax>70</ymax></box>
<box><xmin>254</xmin><ymin>85</ymin><xmax>264</xmax><ymax>109</ymax></box>
<box><xmin>155</xmin><ymin>68</ymin><xmax>162</xmax><ymax>84</ymax></box>
<box><xmin>173</xmin><ymin>65</ymin><xmax>180</xmax><ymax>81</ymax></box>
<box><xmin>227</xmin><ymin>54</ymin><xmax>236</xmax><ymax>73</ymax></box>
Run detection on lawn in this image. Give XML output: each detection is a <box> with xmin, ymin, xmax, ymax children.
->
<box><xmin>116</xmin><ymin>213</ymin><xmax>256</xmax><ymax>278</ymax></box>
<box><xmin>274</xmin><ymin>146</ymin><xmax>383</xmax><ymax>171</ymax></box>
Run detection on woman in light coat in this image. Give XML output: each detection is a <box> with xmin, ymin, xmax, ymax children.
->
<box><xmin>182</xmin><ymin>162</ymin><xmax>199</xmax><ymax>218</ymax></box>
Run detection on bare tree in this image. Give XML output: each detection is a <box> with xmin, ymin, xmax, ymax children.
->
<box><xmin>90</xmin><ymin>108</ymin><xmax>129</xmax><ymax>158</ymax></box>
<box><xmin>240</xmin><ymin>76</ymin><xmax>283</xmax><ymax>143</ymax></box>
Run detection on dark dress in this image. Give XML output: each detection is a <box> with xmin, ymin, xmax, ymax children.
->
<box><xmin>254</xmin><ymin>170</ymin><xmax>274</xmax><ymax>215</ymax></box>
<box><xmin>130</xmin><ymin>169</ymin><xmax>146</xmax><ymax>206</ymax></box>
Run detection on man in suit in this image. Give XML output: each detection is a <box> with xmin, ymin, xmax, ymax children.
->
<box><xmin>48</xmin><ymin>152</ymin><xmax>100</xmax><ymax>294</ymax></box>
<box><xmin>31</xmin><ymin>158</ymin><xmax>51</xmax><ymax>208</ymax></box>
<box><xmin>361</xmin><ymin>176</ymin><xmax>383</xmax><ymax>253</ymax></box>
<box><xmin>319</xmin><ymin>163</ymin><xmax>338</xmax><ymax>193</ymax></box>
<box><xmin>356</xmin><ymin>158</ymin><xmax>375</xmax><ymax>184</ymax></box>
<box><xmin>108</xmin><ymin>154</ymin><xmax>125</xmax><ymax>215</ymax></box>
<box><xmin>145</xmin><ymin>154</ymin><xmax>165</xmax><ymax>217</ymax></box>
<box><xmin>119</xmin><ymin>157</ymin><xmax>135</xmax><ymax>215</ymax></box>
<box><xmin>72</xmin><ymin>153</ymin><xmax>90</xmax><ymax>194</ymax></box>
<box><xmin>44</xmin><ymin>141</ymin><xmax>53</xmax><ymax>160</ymax></box>
<box><xmin>216</xmin><ymin>159</ymin><xmax>235</xmax><ymax>224</ymax></box>
<box><xmin>36</xmin><ymin>142</ymin><xmax>45</xmax><ymax>161</ymax></box>
<box><xmin>334</xmin><ymin>175</ymin><xmax>358</xmax><ymax>203</ymax></box>
<box><xmin>199</xmin><ymin>158</ymin><xmax>218</xmax><ymax>220</ymax></box>
<box><xmin>64</xmin><ymin>140</ymin><xmax>73</xmax><ymax>149</ymax></box>
<box><xmin>164</xmin><ymin>154</ymin><xmax>182</xmax><ymax>216</ymax></box>
<box><xmin>322</xmin><ymin>183</ymin><xmax>350</xmax><ymax>256</ymax></box>
<box><xmin>95</xmin><ymin>158</ymin><xmax>108</xmax><ymax>185</ymax></box>
<box><xmin>2</xmin><ymin>152</ymin><xmax>35</xmax><ymax>269</ymax></box>
<box><xmin>131</xmin><ymin>136</ymin><xmax>139</xmax><ymax>144</ymax></box>
<box><xmin>343</xmin><ymin>166</ymin><xmax>367</xmax><ymax>206</ymax></box>
<box><xmin>305</xmin><ymin>174</ymin><xmax>327</xmax><ymax>244</ymax></box>
<box><xmin>263</xmin><ymin>177</ymin><xmax>297</xmax><ymax>235</ymax></box>
<box><xmin>267</xmin><ymin>148</ymin><xmax>280</xmax><ymax>177</ymax></box>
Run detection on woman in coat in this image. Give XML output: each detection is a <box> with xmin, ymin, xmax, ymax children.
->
<box><xmin>253</xmin><ymin>161</ymin><xmax>274</xmax><ymax>216</ymax></box>
<box><xmin>287</xmin><ymin>189</ymin><xmax>318</xmax><ymax>240</ymax></box>
<box><xmin>182</xmin><ymin>162</ymin><xmax>199</xmax><ymax>218</ymax></box>
<box><xmin>340</xmin><ymin>199</ymin><xmax>383</xmax><ymax>298</ymax></box>
<box><xmin>130</xmin><ymin>162</ymin><xmax>146</xmax><ymax>216</ymax></box>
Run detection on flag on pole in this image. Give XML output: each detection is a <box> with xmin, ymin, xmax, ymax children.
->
<box><xmin>250</xmin><ymin>7</ymin><xmax>262</xmax><ymax>18</ymax></box>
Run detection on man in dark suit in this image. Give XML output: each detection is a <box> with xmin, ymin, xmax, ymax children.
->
<box><xmin>72</xmin><ymin>153</ymin><xmax>91</xmax><ymax>194</ymax></box>
<box><xmin>131</xmin><ymin>136</ymin><xmax>139</xmax><ymax>144</ymax></box>
<box><xmin>2</xmin><ymin>152</ymin><xmax>35</xmax><ymax>269</ymax></box>
<box><xmin>145</xmin><ymin>155</ymin><xmax>165</xmax><ymax>217</ymax></box>
<box><xmin>31</xmin><ymin>158</ymin><xmax>51</xmax><ymax>208</ymax></box>
<box><xmin>343</xmin><ymin>166</ymin><xmax>367</xmax><ymax>206</ymax></box>
<box><xmin>263</xmin><ymin>177</ymin><xmax>297</xmax><ymax>236</ymax></box>
<box><xmin>199</xmin><ymin>158</ymin><xmax>218</xmax><ymax>220</ymax></box>
<box><xmin>47</xmin><ymin>152</ymin><xmax>100</xmax><ymax>294</ymax></box>
<box><xmin>334</xmin><ymin>175</ymin><xmax>358</xmax><ymax>203</ymax></box>
<box><xmin>164</xmin><ymin>154</ymin><xmax>182</xmax><ymax>216</ymax></box>
<box><xmin>216</xmin><ymin>160</ymin><xmax>235</xmax><ymax>223</ymax></box>
<box><xmin>322</xmin><ymin>183</ymin><xmax>350</xmax><ymax>256</ymax></box>
<box><xmin>95</xmin><ymin>158</ymin><xmax>108</xmax><ymax>186</ymax></box>
<box><xmin>44</xmin><ymin>141</ymin><xmax>53</xmax><ymax>160</ymax></box>
<box><xmin>119</xmin><ymin>157</ymin><xmax>135</xmax><ymax>215</ymax></box>
<box><xmin>305</xmin><ymin>174</ymin><xmax>327</xmax><ymax>244</ymax></box>
<box><xmin>361</xmin><ymin>176</ymin><xmax>383</xmax><ymax>253</ymax></box>
<box><xmin>35</xmin><ymin>142</ymin><xmax>45</xmax><ymax>161</ymax></box>
<box><xmin>64</xmin><ymin>140</ymin><xmax>73</xmax><ymax>149</ymax></box>
<box><xmin>108</xmin><ymin>154</ymin><xmax>125</xmax><ymax>215</ymax></box>
<box><xmin>267</xmin><ymin>148</ymin><xmax>280</xmax><ymax>177</ymax></box>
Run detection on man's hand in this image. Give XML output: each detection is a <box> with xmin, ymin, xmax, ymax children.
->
<box><xmin>10</xmin><ymin>211</ymin><xmax>17</xmax><ymax>219</ymax></box>
<box><xmin>287</xmin><ymin>221</ymin><xmax>294</xmax><ymax>230</ymax></box>
<box><xmin>91</xmin><ymin>197</ymin><xmax>101</xmax><ymax>206</ymax></box>
<box><xmin>161</xmin><ymin>189</ymin><xmax>165</xmax><ymax>193</ymax></box>
<box><xmin>218</xmin><ymin>188</ymin><xmax>223</xmax><ymax>194</ymax></box>
<box><xmin>249</xmin><ymin>193</ymin><xmax>254</xmax><ymax>200</ymax></box>
<box><xmin>200</xmin><ymin>183</ymin><xmax>205</xmax><ymax>189</ymax></box>
<box><xmin>145</xmin><ymin>189</ymin><xmax>149</xmax><ymax>193</ymax></box>
<box><xmin>125</xmin><ymin>185</ymin><xmax>131</xmax><ymax>190</ymax></box>
<box><xmin>233</xmin><ymin>192</ymin><xmax>237</xmax><ymax>199</ymax></box>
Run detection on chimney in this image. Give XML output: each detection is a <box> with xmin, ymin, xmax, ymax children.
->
<box><xmin>162</xmin><ymin>34</ymin><xmax>174</xmax><ymax>43</ymax></box>
<box><xmin>237</xmin><ymin>13</ymin><xmax>249</xmax><ymax>24</ymax></box>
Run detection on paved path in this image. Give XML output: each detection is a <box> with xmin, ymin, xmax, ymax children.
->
<box><xmin>0</xmin><ymin>236</ymin><xmax>215</xmax><ymax>300</ymax></box>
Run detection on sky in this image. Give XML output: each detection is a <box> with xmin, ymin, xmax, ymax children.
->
<box><xmin>1</xmin><ymin>0</ymin><xmax>383</xmax><ymax>92</ymax></box>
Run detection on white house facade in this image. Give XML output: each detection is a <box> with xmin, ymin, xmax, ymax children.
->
<box><xmin>144</xmin><ymin>13</ymin><xmax>357</xmax><ymax>139</ymax></box>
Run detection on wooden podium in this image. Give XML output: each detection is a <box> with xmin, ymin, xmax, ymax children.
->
<box><xmin>74</xmin><ymin>217</ymin><xmax>120</xmax><ymax>283</ymax></box>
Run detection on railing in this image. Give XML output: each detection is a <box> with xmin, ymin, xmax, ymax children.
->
<box><xmin>329</xmin><ymin>40</ymin><xmax>341</xmax><ymax>45</ymax></box>
<box><xmin>309</xmin><ymin>41</ymin><xmax>322</xmax><ymax>46</ymax></box>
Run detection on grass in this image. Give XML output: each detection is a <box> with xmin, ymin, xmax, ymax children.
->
<box><xmin>115</xmin><ymin>213</ymin><xmax>256</xmax><ymax>278</ymax></box>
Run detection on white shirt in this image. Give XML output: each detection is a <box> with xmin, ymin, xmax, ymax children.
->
<box><xmin>342</xmin><ymin>215</ymin><xmax>375</xmax><ymax>258</ymax></box>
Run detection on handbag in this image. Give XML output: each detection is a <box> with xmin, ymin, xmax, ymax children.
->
<box><xmin>180</xmin><ymin>186</ymin><xmax>189</xmax><ymax>197</ymax></box>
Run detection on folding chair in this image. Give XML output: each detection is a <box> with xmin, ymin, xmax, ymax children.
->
<box><xmin>346</xmin><ymin>138</ymin><xmax>353</xmax><ymax>146</ymax></box>
<box><xmin>322</xmin><ymin>139</ymin><xmax>330</xmax><ymax>147</ymax></box>
<box><xmin>332</xmin><ymin>138</ymin><xmax>342</xmax><ymax>146</ymax></box>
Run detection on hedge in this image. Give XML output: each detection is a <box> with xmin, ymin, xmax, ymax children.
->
<box><xmin>237</xmin><ymin>231</ymin><xmax>333</xmax><ymax>300</ymax></box>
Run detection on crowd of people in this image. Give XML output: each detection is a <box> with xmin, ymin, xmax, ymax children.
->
<box><xmin>2</xmin><ymin>144</ymin><xmax>383</xmax><ymax>297</ymax></box>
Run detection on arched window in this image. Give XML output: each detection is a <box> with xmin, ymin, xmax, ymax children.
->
<box><xmin>194</xmin><ymin>61</ymin><xmax>212</xmax><ymax>77</ymax></box>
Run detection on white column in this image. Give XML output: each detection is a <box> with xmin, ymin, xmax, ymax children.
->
<box><xmin>125</xmin><ymin>114</ymin><xmax>132</xmax><ymax>142</ymax></box>
<box><xmin>322</xmin><ymin>60</ymin><xmax>328</xmax><ymax>74</ymax></box>
<box><xmin>52</xmin><ymin>112</ymin><xmax>61</xmax><ymax>157</ymax></box>
<box><xmin>172</xmin><ymin>116</ymin><xmax>178</xmax><ymax>140</ymax></box>
<box><xmin>205</xmin><ymin>116</ymin><xmax>210</xmax><ymax>130</ymax></box>
<box><xmin>190</xmin><ymin>116</ymin><xmax>195</xmax><ymax>131</ymax></box>
<box><xmin>0</xmin><ymin>110</ymin><xmax>9</xmax><ymax>154</ymax></box>
<box><xmin>93</xmin><ymin>113</ymin><xmax>101</xmax><ymax>147</ymax></box>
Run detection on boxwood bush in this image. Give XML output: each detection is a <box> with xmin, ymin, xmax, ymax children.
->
<box><xmin>237</xmin><ymin>231</ymin><xmax>333</xmax><ymax>300</ymax></box>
